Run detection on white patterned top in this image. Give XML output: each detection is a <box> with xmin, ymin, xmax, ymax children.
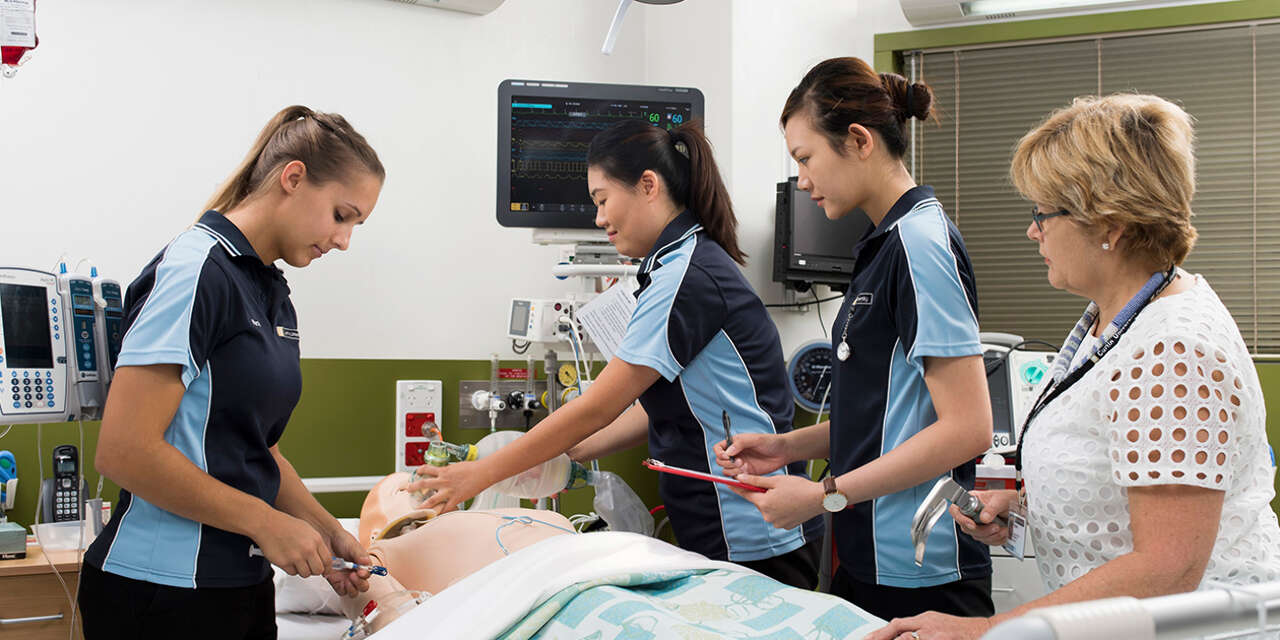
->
<box><xmin>1021</xmin><ymin>274</ymin><xmax>1280</xmax><ymax>592</ymax></box>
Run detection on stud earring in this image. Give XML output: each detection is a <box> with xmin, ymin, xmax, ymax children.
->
<box><xmin>1101</xmin><ymin>242</ymin><xmax>1111</xmax><ymax>250</ymax></box>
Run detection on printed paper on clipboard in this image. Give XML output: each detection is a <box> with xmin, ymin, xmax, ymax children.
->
<box><xmin>642</xmin><ymin>459</ymin><xmax>766</xmax><ymax>492</ymax></box>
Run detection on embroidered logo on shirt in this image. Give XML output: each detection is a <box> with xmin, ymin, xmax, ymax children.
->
<box><xmin>276</xmin><ymin>327</ymin><xmax>300</xmax><ymax>340</ymax></box>
<box><xmin>852</xmin><ymin>292</ymin><xmax>874</xmax><ymax>306</ymax></box>
<box><xmin>250</xmin><ymin>318</ymin><xmax>262</xmax><ymax>328</ymax></box>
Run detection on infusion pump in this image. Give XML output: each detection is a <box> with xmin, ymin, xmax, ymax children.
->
<box><xmin>0</xmin><ymin>268</ymin><xmax>73</xmax><ymax>424</ymax></box>
<box><xmin>0</xmin><ymin>266</ymin><xmax>118</xmax><ymax>425</ymax></box>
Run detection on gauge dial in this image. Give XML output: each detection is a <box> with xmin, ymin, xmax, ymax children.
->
<box><xmin>557</xmin><ymin>363</ymin><xmax>579</xmax><ymax>387</ymax></box>
<box><xmin>787</xmin><ymin>340</ymin><xmax>834</xmax><ymax>413</ymax></box>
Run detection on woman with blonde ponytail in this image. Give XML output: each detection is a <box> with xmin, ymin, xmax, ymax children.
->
<box><xmin>79</xmin><ymin>105</ymin><xmax>385</xmax><ymax>639</ymax></box>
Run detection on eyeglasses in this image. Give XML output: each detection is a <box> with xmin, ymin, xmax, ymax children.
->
<box><xmin>1031</xmin><ymin>207</ymin><xmax>1069</xmax><ymax>233</ymax></box>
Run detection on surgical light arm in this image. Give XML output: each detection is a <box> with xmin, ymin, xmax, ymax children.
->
<box><xmin>911</xmin><ymin>477</ymin><xmax>1008</xmax><ymax>566</ymax></box>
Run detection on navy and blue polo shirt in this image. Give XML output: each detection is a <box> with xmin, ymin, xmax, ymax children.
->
<box><xmin>85</xmin><ymin>211</ymin><xmax>303</xmax><ymax>589</ymax></box>
<box><xmin>616</xmin><ymin>210</ymin><xmax>822</xmax><ymax>562</ymax></box>
<box><xmin>828</xmin><ymin>186</ymin><xmax>990</xmax><ymax>588</ymax></box>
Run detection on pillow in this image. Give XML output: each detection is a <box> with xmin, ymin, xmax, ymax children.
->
<box><xmin>273</xmin><ymin>517</ymin><xmax>362</xmax><ymax>615</ymax></box>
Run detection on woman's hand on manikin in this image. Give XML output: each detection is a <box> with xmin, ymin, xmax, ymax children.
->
<box><xmin>410</xmin><ymin>460</ymin><xmax>490</xmax><ymax>513</ymax></box>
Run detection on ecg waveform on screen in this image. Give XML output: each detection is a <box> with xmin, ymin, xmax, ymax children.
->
<box><xmin>511</xmin><ymin>139</ymin><xmax>590</xmax><ymax>180</ymax></box>
<box><xmin>509</xmin><ymin>97</ymin><xmax>694</xmax><ymax>213</ymax></box>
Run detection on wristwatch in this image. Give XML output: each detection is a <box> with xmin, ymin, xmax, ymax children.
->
<box><xmin>821</xmin><ymin>476</ymin><xmax>848</xmax><ymax>512</ymax></box>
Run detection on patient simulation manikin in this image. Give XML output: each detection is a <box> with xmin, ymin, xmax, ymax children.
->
<box><xmin>341</xmin><ymin>474</ymin><xmax>576</xmax><ymax>636</ymax></box>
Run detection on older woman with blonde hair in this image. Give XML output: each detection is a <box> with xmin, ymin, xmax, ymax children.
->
<box><xmin>869</xmin><ymin>94</ymin><xmax>1280</xmax><ymax>640</ymax></box>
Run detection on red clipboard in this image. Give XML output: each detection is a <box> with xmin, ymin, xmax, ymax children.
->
<box><xmin>643</xmin><ymin>459</ymin><xmax>767</xmax><ymax>492</ymax></box>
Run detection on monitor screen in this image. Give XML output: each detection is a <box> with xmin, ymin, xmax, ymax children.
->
<box><xmin>772</xmin><ymin>178</ymin><xmax>872</xmax><ymax>289</ymax></box>
<box><xmin>509</xmin><ymin>300</ymin><xmax>531</xmax><ymax>337</ymax></box>
<box><xmin>790</xmin><ymin>179</ymin><xmax>871</xmax><ymax>266</ymax></box>
<box><xmin>0</xmin><ymin>283</ymin><xmax>53</xmax><ymax>369</ymax></box>
<box><xmin>497</xmin><ymin>80</ymin><xmax>704</xmax><ymax>229</ymax></box>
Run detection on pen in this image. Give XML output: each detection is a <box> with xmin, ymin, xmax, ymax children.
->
<box><xmin>723</xmin><ymin>410</ymin><xmax>736</xmax><ymax>465</ymax></box>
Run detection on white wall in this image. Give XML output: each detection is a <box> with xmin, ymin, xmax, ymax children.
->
<box><xmin>1</xmin><ymin>0</ymin><xmax>914</xmax><ymax>360</ymax></box>
<box><xmin>729</xmin><ymin>0</ymin><xmax>914</xmax><ymax>360</ymax></box>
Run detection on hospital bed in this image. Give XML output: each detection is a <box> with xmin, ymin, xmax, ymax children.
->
<box><xmin>269</xmin><ymin>509</ymin><xmax>885</xmax><ymax>639</ymax></box>
<box><xmin>356</xmin><ymin>531</ymin><xmax>882</xmax><ymax>639</ymax></box>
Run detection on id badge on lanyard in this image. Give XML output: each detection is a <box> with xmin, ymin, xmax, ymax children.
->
<box><xmin>1003</xmin><ymin>493</ymin><xmax>1029</xmax><ymax>560</ymax></box>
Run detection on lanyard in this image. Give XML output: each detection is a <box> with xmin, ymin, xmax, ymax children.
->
<box><xmin>1014</xmin><ymin>266</ymin><xmax>1176</xmax><ymax>485</ymax></box>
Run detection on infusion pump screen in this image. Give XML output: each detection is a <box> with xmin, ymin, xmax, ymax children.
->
<box><xmin>509</xmin><ymin>96</ymin><xmax>694</xmax><ymax>219</ymax></box>
<box><xmin>0</xmin><ymin>283</ymin><xmax>53</xmax><ymax>369</ymax></box>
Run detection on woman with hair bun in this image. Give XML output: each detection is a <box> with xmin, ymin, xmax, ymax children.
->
<box><xmin>870</xmin><ymin>93</ymin><xmax>1280</xmax><ymax>640</ymax></box>
<box><xmin>717</xmin><ymin>56</ymin><xmax>996</xmax><ymax>621</ymax></box>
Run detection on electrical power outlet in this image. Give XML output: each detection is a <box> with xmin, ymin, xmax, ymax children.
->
<box><xmin>395</xmin><ymin>380</ymin><xmax>442</xmax><ymax>473</ymax></box>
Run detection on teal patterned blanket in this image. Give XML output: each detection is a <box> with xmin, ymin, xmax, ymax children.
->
<box><xmin>500</xmin><ymin>567</ymin><xmax>880</xmax><ymax>639</ymax></box>
<box><xmin>371</xmin><ymin>532</ymin><xmax>884</xmax><ymax>640</ymax></box>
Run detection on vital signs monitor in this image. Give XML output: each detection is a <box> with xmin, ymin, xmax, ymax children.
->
<box><xmin>496</xmin><ymin>79</ymin><xmax>704</xmax><ymax>229</ymax></box>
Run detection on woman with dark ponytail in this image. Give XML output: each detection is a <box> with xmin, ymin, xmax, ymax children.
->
<box><xmin>417</xmin><ymin>119</ymin><xmax>824</xmax><ymax>589</ymax></box>
<box><xmin>717</xmin><ymin>57</ymin><xmax>997</xmax><ymax>622</ymax></box>
<box><xmin>80</xmin><ymin>105</ymin><xmax>385</xmax><ymax>638</ymax></box>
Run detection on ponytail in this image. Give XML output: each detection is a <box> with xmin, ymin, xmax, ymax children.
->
<box><xmin>202</xmin><ymin>105</ymin><xmax>385</xmax><ymax>217</ymax></box>
<box><xmin>587</xmin><ymin>119</ymin><xmax>745</xmax><ymax>265</ymax></box>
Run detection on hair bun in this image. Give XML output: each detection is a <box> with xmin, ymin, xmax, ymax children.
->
<box><xmin>905</xmin><ymin>82</ymin><xmax>932</xmax><ymax>120</ymax></box>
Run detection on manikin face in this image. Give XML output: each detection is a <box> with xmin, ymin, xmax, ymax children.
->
<box><xmin>784</xmin><ymin>112</ymin><xmax>865</xmax><ymax>221</ymax></box>
<box><xmin>276</xmin><ymin>166</ymin><xmax>382</xmax><ymax>268</ymax></box>
<box><xmin>358</xmin><ymin>472</ymin><xmax>424</xmax><ymax>546</ymax></box>
<box><xmin>588</xmin><ymin>166</ymin><xmax>668</xmax><ymax>259</ymax></box>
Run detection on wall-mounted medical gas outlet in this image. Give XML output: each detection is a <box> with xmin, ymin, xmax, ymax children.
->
<box><xmin>395</xmin><ymin>380</ymin><xmax>443</xmax><ymax>473</ymax></box>
<box><xmin>58</xmin><ymin>270</ymin><xmax>104</xmax><ymax>420</ymax></box>
<box><xmin>458</xmin><ymin>380</ymin><xmax>558</xmax><ymax>430</ymax></box>
<box><xmin>92</xmin><ymin>276</ymin><xmax>124</xmax><ymax>387</ymax></box>
<box><xmin>0</xmin><ymin>268</ymin><xmax>73</xmax><ymax>425</ymax></box>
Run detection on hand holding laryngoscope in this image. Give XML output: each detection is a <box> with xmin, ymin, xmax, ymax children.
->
<box><xmin>949</xmin><ymin>488</ymin><xmax>1018</xmax><ymax>547</ymax></box>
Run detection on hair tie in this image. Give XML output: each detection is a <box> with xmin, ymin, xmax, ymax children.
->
<box><xmin>904</xmin><ymin>84</ymin><xmax>915</xmax><ymax>119</ymax></box>
<box><xmin>673</xmin><ymin>140</ymin><xmax>689</xmax><ymax>159</ymax></box>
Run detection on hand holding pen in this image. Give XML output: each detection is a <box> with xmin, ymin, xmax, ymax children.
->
<box><xmin>722</xmin><ymin>410</ymin><xmax>736</xmax><ymax>465</ymax></box>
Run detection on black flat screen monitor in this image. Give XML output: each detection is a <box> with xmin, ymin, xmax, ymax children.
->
<box><xmin>0</xmin><ymin>283</ymin><xmax>53</xmax><ymax>369</ymax></box>
<box><xmin>772</xmin><ymin>177</ymin><xmax>872</xmax><ymax>290</ymax></box>
<box><xmin>497</xmin><ymin>79</ymin><xmax>704</xmax><ymax>229</ymax></box>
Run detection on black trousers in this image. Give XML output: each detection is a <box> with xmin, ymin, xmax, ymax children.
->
<box><xmin>829</xmin><ymin>565</ymin><xmax>994</xmax><ymax>621</ymax></box>
<box><xmin>78</xmin><ymin>563</ymin><xmax>277</xmax><ymax>640</ymax></box>
<box><xmin>738</xmin><ymin>535</ymin><xmax>822</xmax><ymax>591</ymax></box>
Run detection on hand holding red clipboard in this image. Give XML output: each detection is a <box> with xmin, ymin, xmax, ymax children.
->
<box><xmin>642</xmin><ymin>458</ymin><xmax>767</xmax><ymax>493</ymax></box>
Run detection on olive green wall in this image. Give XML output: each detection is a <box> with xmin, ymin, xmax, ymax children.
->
<box><xmin>0</xmin><ymin>359</ymin><xmax>662</xmax><ymax>530</ymax></box>
<box><xmin>0</xmin><ymin>358</ymin><xmax>1275</xmax><ymax>528</ymax></box>
<box><xmin>1258</xmin><ymin>363</ymin><xmax>1280</xmax><ymax>514</ymax></box>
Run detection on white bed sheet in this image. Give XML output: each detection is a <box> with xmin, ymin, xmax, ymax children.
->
<box><xmin>370</xmin><ymin>531</ymin><xmax>740</xmax><ymax>639</ymax></box>
<box><xmin>276</xmin><ymin>612</ymin><xmax>350</xmax><ymax>640</ymax></box>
